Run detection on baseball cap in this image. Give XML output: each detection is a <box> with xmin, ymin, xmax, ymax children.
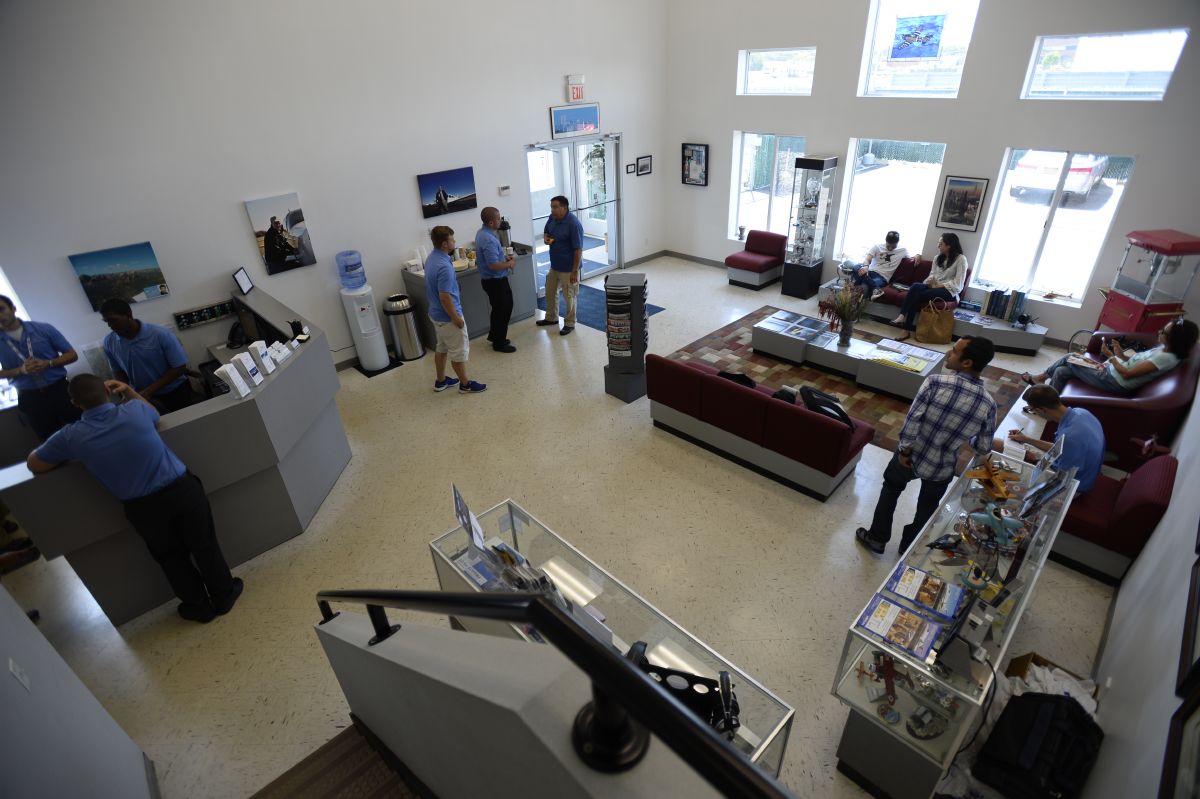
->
<box><xmin>885</xmin><ymin>230</ymin><xmax>900</xmax><ymax>243</ymax></box>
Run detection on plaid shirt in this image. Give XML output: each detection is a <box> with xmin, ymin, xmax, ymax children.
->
<box><xmin>899</xmin><ymin>371</ymin><xmax>996</xmax><ymax>481</ymax></box>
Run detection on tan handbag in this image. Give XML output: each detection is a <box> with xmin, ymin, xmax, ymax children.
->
<box><xmin>915</xmin><ymin>298</ymin><xmax>954</xmax><ymax>344</ymax></box>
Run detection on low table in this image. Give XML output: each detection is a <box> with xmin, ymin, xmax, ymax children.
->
<box><xmin>751</xmin><ymin>309</ymin><xmax>944</xmax><ymax>400</ymax></box>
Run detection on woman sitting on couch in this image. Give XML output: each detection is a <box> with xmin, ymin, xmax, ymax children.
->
<box><xmin>1023</xmin><ymin>318</ymin><xmax>1199</xmax><ymax>395</ymax></box>
<box><xmin>891</xmin><ymin>232</ymin><xmax>967</xmax><ymax>341</ymax></box>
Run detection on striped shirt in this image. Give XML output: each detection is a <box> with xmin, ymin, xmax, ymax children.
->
<box><xmin>899</xmin><ymin>371</ymin><xmax>996</xmax><ymax>481</ymax></box>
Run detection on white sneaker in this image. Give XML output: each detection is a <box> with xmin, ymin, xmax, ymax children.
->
<box><xmin>871</xmin><ymin>288</ymin><xmax>885</xmax><ymax>300</ymax></box>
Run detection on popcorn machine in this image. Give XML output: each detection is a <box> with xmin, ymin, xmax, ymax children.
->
<box><xmin>1097</xmin><ymin>229</ymin><xmax>1200</xmax><ymax>333</ymax></box>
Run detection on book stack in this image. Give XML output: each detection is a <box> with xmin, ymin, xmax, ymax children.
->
<box><xmin>984</xmin><ymin>288</ymin><xmax>1028</xmax><ymax>322</ymax></box>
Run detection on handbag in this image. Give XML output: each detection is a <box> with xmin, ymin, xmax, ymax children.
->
<box><xmin>915</xmin><ymin>297</ymin><xmax>954</xmax><ymax>344</ymax></box>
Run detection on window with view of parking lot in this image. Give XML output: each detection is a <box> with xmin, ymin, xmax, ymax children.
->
<box><xmin>1022</xmin><ymin>29</ymin><xmax>1189</xmax><ymax>101</ymax></box>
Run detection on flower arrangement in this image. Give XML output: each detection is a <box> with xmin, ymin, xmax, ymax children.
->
<box><xmin>817</xmin><ymin>284</ymin><xmax>868</xmax><ymax>333</ymax></box>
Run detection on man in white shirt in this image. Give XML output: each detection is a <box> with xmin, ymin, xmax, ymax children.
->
<box><xmin>844</xmin><ymin>230</ymin><xmax>908</xmax><ymax>300</ymax></box>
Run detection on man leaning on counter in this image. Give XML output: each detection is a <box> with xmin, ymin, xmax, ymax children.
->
<box><xmin>0</xmin><ymin>294</ymin><xmax>81</xmax><ymax>440</ymax></box>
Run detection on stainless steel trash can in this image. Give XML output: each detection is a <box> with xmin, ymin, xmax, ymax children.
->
<box><xmin>384</xmin><ymin>294</ymin><xmax>426</xmax><ymax>360</ymax></box>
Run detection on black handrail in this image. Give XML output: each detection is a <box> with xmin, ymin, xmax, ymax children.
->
<box><xmin>317</xmin><ymin>588</ymin><xmax>795</xmax><ymax>799</ymax></box>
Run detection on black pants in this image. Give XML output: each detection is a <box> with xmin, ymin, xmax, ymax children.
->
<box><xmin>480</xmin><ymin>277</ymin><xmax>513</xmax><ymax>344</ymax></box>
<box><xmin>898</xmin><ymin>283</ymin><xmax>955</xmax><ymax>330</ymax></box>
<box><xmin>153</xmin><ymin>381</ymin><xmax>199</xmax><ymax>414</ymax></box>
<box><xmin>17</xmin><ymin>379</ymin><xmax>81</xmax><ymax>441</ymax></box>
<box><xmin>867</xmin><ymin>453</ymin><xmax>952</xmax><ymax>553</ymax></box>
<box><xmin>124</xmin><ymin>473</ymin><xmax>234</xmax><ymax>608</ymax></box>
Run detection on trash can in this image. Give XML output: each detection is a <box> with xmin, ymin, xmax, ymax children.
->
<box><xmin>384</xmin><ymin>294</ymin><xmax>425</xmax><ymax>360</ymax></box>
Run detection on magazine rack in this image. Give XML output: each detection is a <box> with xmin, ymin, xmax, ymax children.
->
<box><xmin>430</xmin><ymin>499</ymin><xmax>794</xmax><ymax>778</ymax></box>
<box><xmin>831</xmin><ymin>452</ymin><xmax>1077</xmax><ymax>799</ymax></box>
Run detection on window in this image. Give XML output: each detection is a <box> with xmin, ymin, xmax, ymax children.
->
<box><xmin>976</xmin><ymin>149</ymin><xmax>1133</xmax><ymax>300</ymax></box>
<box><xmin>835</xmin><ymin>138</ymin><xmax>945</xmax><ymax>262</ymax></box>
<box><xmin>728</xmin><ymin>133</ymin><xmax>806</xmax><ymax>238</ymax></box>
<box><xmin>1022</xmin><ymin>29</ymin><xmax>1189</xmax><ymax>101</ymax></box>
<box><xmin>736</xmin><ymin>48</ymin><xmax>817</xmax><ymax>95</ymax></box>
<box><xmin>859</xmin><ymin>0</ymin><xmax>981</xmax><ymax>98</ymax></box>
<box><xmin>0</xmin><ymin>267</ymin><xmax>26</xmax><ymax>400</ymax></box>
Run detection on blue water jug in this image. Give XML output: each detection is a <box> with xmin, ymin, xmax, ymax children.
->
<box><xmin>335</xmin><ymin>250</ymin><xmax>366</xmax><ymax>289</ymax></box>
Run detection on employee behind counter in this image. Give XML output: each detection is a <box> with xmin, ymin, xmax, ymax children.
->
<box><xmin>101</xmin><ymin>298</ymin><xmax>199</xmax><ymax>413</ymax></box>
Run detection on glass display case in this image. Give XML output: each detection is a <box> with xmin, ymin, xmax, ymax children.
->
<box><xmin>431</xmin><ymin>500</ymin><xmax>794</xmax><ymax>777</ymax></box>
<box><xmin>1099</xmin><ymin>229</ymin><xmax>1200</xmax><ymax>334</ymax></box>
<box><xmin>782</xmin><ymin>155</ymin><xmax>838</xmax><ymax>299</ymax></box>
<box><xmin>832</xmin><ymin>451</ymin><xmax>1077</xmax><ymax>795</ymax></box>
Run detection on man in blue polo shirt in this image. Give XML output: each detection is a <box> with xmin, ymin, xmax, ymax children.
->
<box><xmin>536</xmin><ymin>194</ymin><xmax>584</xmax><ymax>336</ymax></box>
<box><xmin>100</xmin><ymin>297</ymin><xmax>197</xmax><ymax>413</ymax></box>
<box><xmin>1006</xmin><ymin>385</ymin><xmax>1105</xmax><ymax>493</ymax></box>
<box><xmin>475</xmin><ymin>206</ymin><xmax>517</xmax><ymax>353</ymax></box>
<box><xmin>27</xmin><ymin>374</ymin><xmax>242</xmax><ymax>623</ymax></box>
<box><xmin>0</xmin><ymin>294</ymin><xmax>81</xmax><ymax>439</ymax></box>
<box><xmin>425</xmin><ymin>225</ymin><xmax>487</xmax><ymax>394</ymax></box>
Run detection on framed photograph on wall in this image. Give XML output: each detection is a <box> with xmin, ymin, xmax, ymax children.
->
<box><xmin>550</xmin><ymin>103</ymin><xmax>600</xmax><ymax>140</ymax></box>
<box><xmin>682</xmin><ymin>143</ymin><xmax>708</xmax><ymax>186</ymax></box>
<box><xmin>936</xmin><ymin>175</ymin><xmax>989</xmax><ymax>232</ymax></box>
<box><xmin>416</xmin><ymin>166</ymin><xmax>478</xmax><ymax>219</ymax></box>
<box><xmin>68</xmin><ymin>241</ymin><xmax>170</xmax><ymax>311</ymax></box>
<box><xmin>889</xmin><ymin>15</ymin><xmax>945</xmax><ymax>61</ymax></box>
<box><xmin>626</xmin><ymin>164</ymin><xmax>635</xmax><ymax>174</ymax></box>
<box><xmin>636</xmin><ymin>155</ymin><xmax>652</xmax><ymax>176</ymax></box>
<box><xmin>244</xmin><ymin>192</ymin><xmax>318</xmax><ymax>275</ymax></box>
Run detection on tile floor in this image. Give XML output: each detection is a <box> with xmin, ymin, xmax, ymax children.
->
<box><xmin>3</xmin><ymin>256</ymin><xmax>1113</xmax><ymax>798</ymax></box>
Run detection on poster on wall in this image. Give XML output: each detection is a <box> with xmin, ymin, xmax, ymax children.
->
<box><xmin>416</xmin><ymin>167</ymin><xmax>478</xmax><ymax>219</ymax></box>
<box><xmin>936</xmin><ymin>175</ymin><xmax>988</xmax><ymax>232</ymax></box>
<box><xmin>549</xmin><ymin>103</ymin><xmax>600</xmax><ymax>140</ymax></box>
<box><xmin>890</xmin><ymin>15</ymin><xmax>945</xmax><ymax>60</ymax></box>
<box><xmin>68</xmin><ymin>241</ymin><xmax>170</xmax><ymax>312</ymax></box>
<box><xmin>244</xmin><ymin>192</ymin><xmax>318</xmax><ymax>275</ymax></box>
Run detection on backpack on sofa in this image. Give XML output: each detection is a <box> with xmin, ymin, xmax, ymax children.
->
<box><xmin>799</xmin><ymin>386</ymin><xmax>854</xmax><ymax>429</ymax></box>
<box><xmin>717</xmin><ymin>370</ymin><xmax>756</xmax><ymax>389</ymax></box>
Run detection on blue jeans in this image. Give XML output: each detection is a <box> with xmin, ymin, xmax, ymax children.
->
<box><xmin>898</xmin><ymin>283</ymin><xmax>955</xmax><ymax>330</ymax></box>
<box><xmin>866</xmin><ymin>453</ymin><xmax>952</xmax><ymax>553</ymax></box>
<box><xmin>852</xmin><ymin>270</ymin><xmax>888</xmax><ymax>292</ymax></box>
<box><xmin>1044</xmin><ymin>354</ymin><xmax>1127</xmax><ymax>394</ymax></box>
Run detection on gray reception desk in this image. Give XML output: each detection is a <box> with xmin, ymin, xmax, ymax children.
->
<box><xmin>0</xmin><ymin>289</ymin><xmax>351</xmax><ymax>625</ymax></box>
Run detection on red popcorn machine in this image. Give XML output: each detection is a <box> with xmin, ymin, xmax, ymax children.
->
<box><xmin>1097</xmin><ymin>229</ymin><xmax>1200</xmax><ymax>333</ymax></box>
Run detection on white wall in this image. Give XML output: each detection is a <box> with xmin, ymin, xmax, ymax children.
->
<box><xmin>0</xmin><ymin>0</ymin><xmax>667</xmax><ymax>366</ymax></box>
<box><xmin>661</xmin><ymin>0</ymin><xmax>1200</xmax><ymax>340</ymax></box>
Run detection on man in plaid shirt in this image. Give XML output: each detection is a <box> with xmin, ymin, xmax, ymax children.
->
<box><xmin>856</xmin><ymin>336</ymin><xmax>997</xmax><ymax>555</ymax></box>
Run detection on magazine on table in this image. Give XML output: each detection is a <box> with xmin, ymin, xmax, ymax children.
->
<box><xmin>856</xmin><ymin>594</ymin><xmax>943</xmax><ymax>660</ymax></box>
<box><xmin>884</xmin><ymin>564</ymin><xmax>966</xmax><ymax>621</ymax></box>
<box><xmin>877</xmin><ymin>339</ymin><xmax>939</xmax><ymax>361</ymax></box>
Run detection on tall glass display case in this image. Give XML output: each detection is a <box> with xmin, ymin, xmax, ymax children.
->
<box><xmin>782</xmin><ymin>155</ymin><xmax>838</xmax><ymax>300</ymax></box>
<box><xmin>832</xmin><ymin>452</ymin><xmax>1077</xmax><ymax>799</ymax></box>
<box><xmin>431</xmin><ymin>499</ymin><xmax>794</xmax><ymax>778</ymax></box>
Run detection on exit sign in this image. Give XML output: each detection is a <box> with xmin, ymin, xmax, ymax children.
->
<box><xmin>567</xmin><ymin>74</ymin><xmax>585</xmax><ymax>103</ymax></box>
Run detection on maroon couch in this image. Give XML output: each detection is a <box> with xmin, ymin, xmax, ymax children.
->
<box><xmin>725</xmin><ymin>230</ymin><xmax>787</xmax><ymax>289</ymax></box>
<box><xmin>864</xmin><ymin>257</ymin><xmax>972</xmax><ymax>318</ymax></box>
<box><xmin>646</xmin><ymin>354</ymin><xmax>875</xmax><ymax>500</ymax></box>
<box><xmin>1048</xmin><ymin>331</ymin><xmax>1200</xmax><ymax>470</ymax></box>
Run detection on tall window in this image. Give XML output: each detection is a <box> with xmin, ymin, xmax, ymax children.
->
<box><xmin>976</xmin><ymin>149</ymin><xmax>1133</xmax><ymax>300</ymax></box>
<box><xmin>736</xmin><ymin>48</ymin><xmax>817</xmax><ymax>95</ymax></box>
<box><xmin>1022</xmin><ymin>29</ymin><xmax>1189</xmax><ymax>101</ymax></box>
<box><xmin>0</xmin><ymin>267</ymin><xmax>26</xmax><ymax>399</ymax></box>
<box><xmin>728</xmin><ymin>132</ymin><xmax>806</xmax><ymax>238</ymax></box>
<box><xmin>859</xmin><ymin>0</ymin><xmax>981</xmax><ymax>98</ymax></box>
<box><xmin>835</xmin><ymin>138</ymin><xmax>945</xmax><ymax>261</ymax></box>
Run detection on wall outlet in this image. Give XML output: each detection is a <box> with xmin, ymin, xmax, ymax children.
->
<box><xmin>9</xmin><ymin>657</ymin><xmax>31</xmax><ymax>693</ymax></box>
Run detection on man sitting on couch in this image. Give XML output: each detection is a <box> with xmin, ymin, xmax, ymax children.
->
<box><xmin>843</xmin><ymin>230</ymin><xmax>907</xmax><ymax>300</ymax></box>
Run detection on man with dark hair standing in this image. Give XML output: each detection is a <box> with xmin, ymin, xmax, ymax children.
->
<box><xmin>425</xmin><ymin>226</ymin><xmax>487</xmax><ymax>394</ymax></box>
<box><xmin>855</xmin><ymin>336</ymin><xmax>998</xmax><ymax>555</ymax></box>
<box><xmin>537</xmin><ymin>195</ymin><xmax>584</xmax><ymax>336</ymax></box>
<box><xmin>0</xmin><ymin>294</ymin><xmax>81</xmax><ymax>439</ymax></box>
<box><xmin>475</xmin><ymin>206</ymin><xmax>517</xmax><ymax>353</ymax></box>
<box><xmin>100</xmin><ymin>298</ymin><xmax>197</xmax><ymax>413</ymax></box>
<box><xmin>27</xmin><ymin>374</ymin><xmax>242</xmax><ymax>623</ymax></box>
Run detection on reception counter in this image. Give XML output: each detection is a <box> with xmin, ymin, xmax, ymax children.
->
<box><xmin>0</xmin><ymin>288</ymin><xmax>351</xmax><ymax>625</ymax></box>
<box><xmin>401</xmin><ymin>243</ymin><xmax>537</xmax><ymax>346</ymax></box>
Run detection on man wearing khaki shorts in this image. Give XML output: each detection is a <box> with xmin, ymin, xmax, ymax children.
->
<box><xmin>424</xmin><ymin>226</ymin><xmax>487</xmax><ymax>394</ymax></box>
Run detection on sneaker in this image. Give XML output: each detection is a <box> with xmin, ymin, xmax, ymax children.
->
<box><xmin>493</xmin><ymin>343</ymin><xmax>517</xmax><ymax>353</ymax></box>
<box><xmin>433</xmin><ymin>377</ymin><xmax>460</xmax><ymax>392</ymax></box>
<box><xmin>177</xmin><ymin>602</ymin><xmax>216</xmax><ymax>623</ymax></box>
<box><xmin>871</xmin><ymin>288</ymin><xmax>885</xmax><ymax>300</ymax></box>
<box><xmin>536</xmin><ymin>319</ymin><xmax>559</xmax><ymax>327</ymax></box>
<box><xmin>459</xmin><ymin>380</ymin><xmax>488</xmax><ymax>394</ymax></box>
<box><xmin>559</xmin><ymin>325</ymin><xmax>574</xmax><ymax>336</ymax></box>
<box><xmin>855</xmin><ymin>527</ymin><xmax>886</xmax><ymax>555</ymax></box>
<box><xmin>214</xmin><ymin>577</ymin><xmax>244</xmax><ymax>616</ymax></box>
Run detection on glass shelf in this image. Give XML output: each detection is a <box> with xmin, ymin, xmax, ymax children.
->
<box><xmin>786</xmin><ymin>156</ymin><xmax>838</xmax><ymax>268</ymax></box>
<box><xmin>430</xmin><ymin>499</ymin><xmax>794</xmax><ymax>777</ymax></box>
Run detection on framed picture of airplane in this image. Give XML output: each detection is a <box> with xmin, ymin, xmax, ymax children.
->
<box><xmin>890</xmin><ymin>15</ymin><xmax>945</xmax><ymax>60</ymax></box>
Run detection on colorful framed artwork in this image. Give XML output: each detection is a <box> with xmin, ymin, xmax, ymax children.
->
<box><xmin>936</xmin><ymin>175</ymin><xmax>989</xmax><ymax>232</ymax></box>
<box><xmin>550</xmin><ymin>103</ymin><xmax>600</xmax><ymax>140</ymax></box>
<box><xmin>68</xmin><ymin>241</ymin><xmax>170</xmax><ymax>311</ymax></box>
<box><xmin>890</xmin><ymin>15</ymin><xmax>945</xmax><ymax>60</ymax></box>
<box><xmin>682</xmin><ymin>143</ymin><xmax>709</xmax><ymax>186</ymax></box>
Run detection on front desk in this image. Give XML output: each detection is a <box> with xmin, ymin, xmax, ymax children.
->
<box><xmin>0</xmin><ymin>289</ymin><xmax>351</xmax><ymax>625</ymax></box>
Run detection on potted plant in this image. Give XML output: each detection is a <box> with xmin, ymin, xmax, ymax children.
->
<box><xmin>818</xmin><ymin>284</ymin><xmax>868</xmax><ymax>346</ymax></box>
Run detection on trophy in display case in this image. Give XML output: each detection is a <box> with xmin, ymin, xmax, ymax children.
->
<box><xmin>782</xmin><ymin>155</ymin><xmax>838</xmax><ymax>299</ymax></box>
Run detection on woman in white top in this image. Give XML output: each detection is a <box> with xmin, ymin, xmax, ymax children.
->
<box><xmin>891</xmin><ymin>233</ymin><xmax>968</xmax><ymax>341</ymax></box>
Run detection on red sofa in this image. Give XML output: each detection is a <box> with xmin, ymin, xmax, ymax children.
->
<box><xmin>862</xmin><ymin>257</ymin><xmax>972</xmax><ymax>318</ymax></box>
<box><xmin>725</xmin><ymin>230</ymin><xmax>787</xmax><ymax>289</ymax></box>
<box><xmin>646</xmin><ymin>354</ymin><xmax>875</xmax><ymax>500</ymax></box>
<box><xmin>1047</xmin><ymin>331</ymin><xmax>1200</xmax><ymax>470</ymax></box>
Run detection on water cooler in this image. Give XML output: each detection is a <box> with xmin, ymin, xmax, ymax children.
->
<box><xmin>336</xmin><ymin>250</ymin><xmax>390</xmax><ymax>372</ymax></box>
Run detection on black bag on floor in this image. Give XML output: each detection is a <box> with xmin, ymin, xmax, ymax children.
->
<box><xmin>971</xmin><ymin>692</ymin><xmax>1103</xmax><ymax>799</ymax></box>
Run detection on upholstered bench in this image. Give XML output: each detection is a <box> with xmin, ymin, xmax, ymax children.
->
<box><xmin>860</xmin><ymin>257</ymin><xmax>972</xmax><ymax>320</ymax></box>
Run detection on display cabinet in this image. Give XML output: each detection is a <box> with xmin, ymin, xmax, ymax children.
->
<box><xmin>1098</xmin><ymin>229</ymin><xmax>1200</xmax><ymax>334</ymax></box>
<box><xmin>431</xmin><ymin>499</ymin><xmax>794</xmax><ymax>777</ymax></box>
<box><xmin>832</xmin><ymin>452</ymin><xmax>1077</xmax><ymax>799</ymax></box>
<box><xmin>782</xmin><ymin>155</ymin><xmax>838</xmax><ymax>300</ymax></box>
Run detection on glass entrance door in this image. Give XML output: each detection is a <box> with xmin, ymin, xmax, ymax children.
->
<box><xmin>527</xmin><ymin>136</ymin><xmax>621</xmax><ymax>296</ymax></box>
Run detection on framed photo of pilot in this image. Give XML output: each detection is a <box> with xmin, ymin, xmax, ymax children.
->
<box><xmin>244</xmin><ymin>192</ymin><xmax>318</xmax><ymax>275</ymax></box>
<box><xmin>936</xmin><ymin>175</ymin><xmax>988</xmax><ymax>232</ymax></box>
<box><xmin>682</xmin><ymin>143</ymin><xmax>708</xmax><ymax>187</ymax></box>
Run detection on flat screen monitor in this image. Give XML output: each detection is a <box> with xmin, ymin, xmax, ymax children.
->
<box><xmin>233</xmin><ymin>267</ymin><xmax>254</xmax><ymax>295</ymax></box>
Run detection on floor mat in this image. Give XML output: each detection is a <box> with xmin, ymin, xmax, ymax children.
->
<box><xmin>538</xmin><ymin>283</ymin><xmax>665</xmax><ymax>333</ymax></box>
<box><xmin>666</xmin><ymin>306</ymin><xmax>1025</xmax><ymax>459</ymax></box>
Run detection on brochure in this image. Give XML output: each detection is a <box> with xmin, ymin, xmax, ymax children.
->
<box><xmin>884</xmin><ymin>564</ymin><xmax>966</xmax><ymax>621</ymax></box>
<box><xmin>856</xmin><ymin>594</ymin><xmax>943</xmax><ymax>660</ymax></box>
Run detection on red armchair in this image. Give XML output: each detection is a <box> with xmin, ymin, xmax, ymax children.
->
<box><xmin>726</xmin><ymin>230</ymin><xmax>787</xmax><ymax>290</ymax></box>
<box><xmin>1048</xmin><ymin>331</ymin><xmax>1200</xmax><ymax>470</ymax></box>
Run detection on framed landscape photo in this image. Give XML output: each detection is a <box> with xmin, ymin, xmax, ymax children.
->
<box><xmin>682</xmin><ymin>143</ymin><xmax>708</xmax><ymax>186</ymax></box>
<box><xmin>550</xmin><ymin>102</ymin><xmax>600</xmax><ymax>140</ymax></box>
<box><xmin>636</xmin><ymin>155</ymin><xmax>652</xmax><ymax>176</ymax></box>
<box><xmin>936</xmin><ymin>175</ymin><xmax>988</xmax><ymax>232</ymax></box>
<box><xmin>69</xmin><ymin>241</ymin><xmax>170</xmax><ymax>311</ymax></box>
